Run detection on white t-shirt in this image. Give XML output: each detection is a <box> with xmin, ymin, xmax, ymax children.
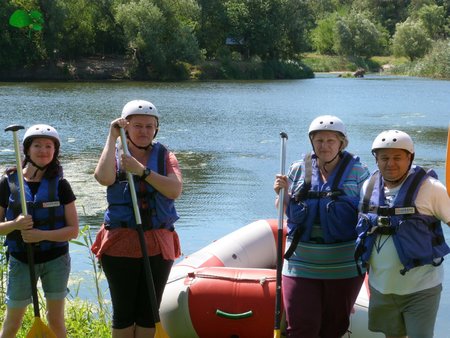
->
<box><xmin>363</xmin><ymin>172</ymin><xmax>450</xmax><ymax>295</ymax></box>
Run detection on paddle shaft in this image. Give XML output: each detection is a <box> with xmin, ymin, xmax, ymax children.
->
<box><xmin>274</xmin><ymin>132</ymin><xmax>288</xmax><ymax>336</ymax></box>
<box><xmin>5</xmin><ymin>125</ymin><xmax>41</xmax><ymax>318</ymax></box>
<box><xmin>119</xmin><ymin>127</ymin><xmax>162</xmax><ymax>324</ymax></box>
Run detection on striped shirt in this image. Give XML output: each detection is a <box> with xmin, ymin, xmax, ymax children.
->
<box><xmin>283</xmin><ymin>153</ymin><xmax>370</xmax><ymax>279</ymax></box>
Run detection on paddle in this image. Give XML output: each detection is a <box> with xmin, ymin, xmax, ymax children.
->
<box><xmin>274</xmin><ymin>132</ymin><xmax>288</xmax><ymax>338</ymax></box>
<box><xmin>5</xmin><ymin>125</ymin><xmax>56</xmax><ymax>338</ymax></box>
<box><xmin>119</xmin><ymin>127</ymin><xmax>169</xmax><ymax>338</ymax></box>
<box><xmin>446</xmin><ymin>124</ymin><xmax>450</xmax><ymax>197</ymax></box>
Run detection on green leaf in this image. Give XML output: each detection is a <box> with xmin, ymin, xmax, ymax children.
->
<box><xmin>9</xmin><ymin>9</ymin><xmax>31</xmax><ymax>28</ymax></box>
<box><xmin>31</xmin><ymin>23</ymin><xmax>43</xmax><ymax>31</ymax></box>
<box><xmin>29</xmin><ymin>10</ymin><xmax>44</xmax><ymax>24</ymax></box>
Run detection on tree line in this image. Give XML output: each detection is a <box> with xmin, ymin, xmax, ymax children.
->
<box><xmin>1</xmin><ymin>0</ymin><xmax>450</xmax><ymax>80</ymax></box>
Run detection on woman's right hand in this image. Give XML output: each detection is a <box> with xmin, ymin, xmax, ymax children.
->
<box><xmin>109</xmin><ymin>118</ymin><xmax>128</xmax><ymax>139</ymax></box>
<box><xmin>274</xmin><ymin>174</ymin><xmax>288</xmax><ymax>195</ymax></box>
<box><xmin>15</xmin><ymin>214</ymin><xmax>33</xmax><ymax>231</ymax></box>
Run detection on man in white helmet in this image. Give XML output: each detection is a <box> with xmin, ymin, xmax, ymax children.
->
<box><xmin>356</xmin><ymin>129</ymin><xmax>450</xmax><ymax>338</ymax></box>
<box><xmin>274</xmin><ymin>115</ymin><xmax>370</xmax><ymax>337</ymax></box>
<box><xmin>92</xmin><ymin>100</ymin><xmax>183</xmax><ymax>338</ymax></box>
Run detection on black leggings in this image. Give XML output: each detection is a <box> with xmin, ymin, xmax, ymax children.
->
<box><xmin>101</xmin><ymin>254</ymin><xmax>173</xmax><ymax>329</ymax></box>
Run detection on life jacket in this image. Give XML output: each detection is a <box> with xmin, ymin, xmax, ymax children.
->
<box><xmin>104</xmin><ymin>142</ymin><xmax>179</xmax><ymax>231</ymax></box>
<box><xmin>284</xmin><ymin>151</ymin><xmax>361</xmax><ymax>258</ymax></box>
<box><xmin>5</xmin><ymin>171</ymin><xmax>66</xmax><ymax>254</ymax></box>
<box><xmin>355</xmin><ymin>166</ymin><xmax>450</xmax><ymax>275</ymax></box>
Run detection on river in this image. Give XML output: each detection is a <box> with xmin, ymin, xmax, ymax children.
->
<box><xmin>0</xmin><ymin>74</ymin><xmax>449</xmax><ymax>336</ymax></box>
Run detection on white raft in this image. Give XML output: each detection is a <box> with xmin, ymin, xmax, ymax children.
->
<box><xmin>160</xmin><ymin>219</ymin><xmax>382</xmax><ymax>338</ymax></box>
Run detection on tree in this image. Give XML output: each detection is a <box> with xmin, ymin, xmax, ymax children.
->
<box><xmin>197</xmin><ymin>0</ymin><xmax>228</xmax><ymax>59</ymax></box>
<box><xmin>333</xmin><ymin>11</ymin><xmax>388</xmax><ymax>57</ymax></box>
<box><xmin>392</xmin><ymin>18</ymin><xmax>432</xmax><ymax>60</ymax></box>
<box><xmin>417</xmin><ymin>4</ymin><xmax>448</xmax><ymax>39</ymax></box>
<box><xmin>311</xmin><ymin>14</ymin><xmax>338</xmax><ymax>54</ymax></box>
<box><xmin>114</xmin><ymin>0</ymin><xmax>200</xmax><ymax>79</ymax></box>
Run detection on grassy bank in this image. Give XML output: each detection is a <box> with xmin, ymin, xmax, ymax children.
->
<box><xmin>301</xmin><ymin>40</ymin><xmax>450</xmax><ymax>80</ymax></box>
<box><xmin>0</xmin><ymin>226</ymin><xmax>111</xmax><ymax>337</ymax></box>
<box><xmin>301</xmin><ymin>53</ymin><xmax>409</xmax><ymax>74</ymax></box>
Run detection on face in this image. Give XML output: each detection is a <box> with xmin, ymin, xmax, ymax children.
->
<box><xmin>311</xmin><ymin>131</ymin><xmax>343</xmax><ymax>163</ymax></box>
<box><xmin>126</xmin><ymin>115</ymin><xmax>158</xmax><ymax>146</ymax></box>
<box><xmin>375</xmin><ymin>148</ymin><xmax>411</xmax><ymax>183</ymax></box>
<box><xmin>27</xmin><ymin>137</ymin><xmax>56</xmax><ymax>167</ymax></box>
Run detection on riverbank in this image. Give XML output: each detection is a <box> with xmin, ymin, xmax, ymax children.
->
<box><xmin>0</xmin><ymin>53</ymin><xmax>423</xmax><ymax>82</ymax></box>
<box><xmin>0</xmin><ymin>55</ymin><xmax>314</xmax><ymax>81</ymax></box>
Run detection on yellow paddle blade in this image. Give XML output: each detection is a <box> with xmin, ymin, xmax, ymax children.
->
<box><xmin>446</xmin><ymin>124</ymin><xmax>450</xmax><ymax>197</ymax></box>
<box><xmin>26</xmin><ymin>317</ymin><xmax>57</xmax><ymax>338</ymax></box>
<box><xmin>273</xmin><ymin>329</ymin><xmax>281</xmax><ymax>338</ymax></box>
<box><xmin>154</xmin><ymin>322</ymin><xmax>170</xmax><ymax>338</ymax></box>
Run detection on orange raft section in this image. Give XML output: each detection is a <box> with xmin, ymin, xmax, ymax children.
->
<box><xmin>187</xmin><ymin>267</ymin><xmax>277</xmax><ymax>338</ymax></box>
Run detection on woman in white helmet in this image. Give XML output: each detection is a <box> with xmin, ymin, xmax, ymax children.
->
<box><xmin>273</xmin><ymin>115</ymin><xmax>370</xmax><ymax>337</ymax></box>
<box><xmin>92</xmin><ymin>100</ymin><xmax>183</xmax><ymax>338</ymax></box>
<box><xmin>0</xmin><ymin>124</ymin><xmax>79</xmax><ymax>338</ymax></box>
<box><xmin>356</xmin><ymin>130</ymin><xmax>450</xmax><ymax>338</ymax></box>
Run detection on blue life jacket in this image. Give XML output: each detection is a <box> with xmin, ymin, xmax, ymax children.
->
<box><xmin>104</xmin><ymin>142</ymin><xmax>179</xmax><ymax>231</ymax></box>
<box><xmin>284</xmin><ymin>151</ymin><xmax>361</xmax><ymax>258</ymax></box>
<box><xmin>355</xmin><ymin>165</ymin><xmax>450</xmax><ymax>275</ymax></box>
<box><xmin>5</xmin><ymin>171</ymin><xmax>67</xmax><ymax>254</ymax></box>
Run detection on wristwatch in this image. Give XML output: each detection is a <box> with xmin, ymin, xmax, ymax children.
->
<box><xmin>140</xmin><ymin>167</ymin><xmax>152</xmax><ymax>180</ymax></box>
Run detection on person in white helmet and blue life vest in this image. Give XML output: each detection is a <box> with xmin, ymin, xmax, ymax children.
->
<box><xmin>0</xmin><ymin>124</ymin><xmax>79</xmax><ymax>338</ymax></box>
<box><xmin>273</xmin><ymin>115</ymin><xmax>370</xmax><ymax>337</ymax></box>
<box><xmin>355</xmin><ymin>129</ymin><xmax>450</xmax><ymax>338</ymax></box>
<box><xmin>91</xmin><ymin>100</ymin><xmax>183</xmax><ymax>338</ymax></box>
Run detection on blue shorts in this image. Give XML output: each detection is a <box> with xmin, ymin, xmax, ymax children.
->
<box><xmin>6</xmin><ymin>253</ymin><xmax>71</xmax><ymax>308</ymax></box>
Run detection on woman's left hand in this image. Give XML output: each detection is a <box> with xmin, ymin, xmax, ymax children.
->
<box><xmin>120</xmin><ymin>153</ymin><xmax>144</xmax><ymax>176</ymax></box>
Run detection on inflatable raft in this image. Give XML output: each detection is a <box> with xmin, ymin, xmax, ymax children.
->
<box><xmin>160</xmin><ymin>219</ymin><xmax>382</xmax><ymax>337</ymax></box>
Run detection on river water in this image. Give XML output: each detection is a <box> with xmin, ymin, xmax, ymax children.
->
<box><xmin>1</xmin><ymin>74</ymin><xmax>449</xmax><ymax>336</ymax></box>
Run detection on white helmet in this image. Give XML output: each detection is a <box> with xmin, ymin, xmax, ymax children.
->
<box><xmin>371</xmin><ymin>130</ymin><xmax>414</xmax><ymax>154</ymax></box>
<box><xmin>308</xmin><ymin>115</ymin><xmax>348</xmax><ymax>149</ymax></box>
<box><xmin>308</xmin><ymin>115</ymin><xmax>347</xmax><ymax>137</ymax></box>
<box><xmin>121</xmin><ymin>100</ymin><xmax>160</xmax><ymax>120</ymax></box>
<box><xmin>23</xmin><ymin>124</ymin><xmax>60</xmax><ymax>147</ymax></box>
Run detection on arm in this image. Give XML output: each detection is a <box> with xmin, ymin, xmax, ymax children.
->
<box><xmin>0</xmin><ymin>206</ymin><xmax>33</xmax><ymax>236</ymax></box>
<box><xmin>94</xmin><ymin>118</ymin><xmax>125</xmax><ymax>186</ymax></box>
<box><xmin>274</xmin><ymin>174</ymin><xmax>290</xmax><ymax>211</ymax></box>
<box><xmin>121</xmin><ymin>149</ymin><xmax>183</xmax><ymax>200</ymax></box>
<box><xmin>20</xmin><ymin>201</ymin><xmax>79</xmax><ymax>243</ymax></box>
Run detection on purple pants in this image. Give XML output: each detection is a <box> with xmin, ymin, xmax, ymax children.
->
<box><xmin>282</xmin><ymin>275</ymin><xmax>364</xmax><ymax>338</ymax></box>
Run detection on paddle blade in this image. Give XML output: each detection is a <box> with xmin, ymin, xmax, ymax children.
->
<box><xmin>154</xmin><ymin>322</ymin><xmax>170</xmax><ymax>338</ymax></box>
<box><xmin>26</xmin><ymin>317</ymin><xmax>57</xmax><ymax>338</ymax></box>
<box><xmin>446</xmin><ymin>125</ymin><xmax>450</xmax><ymax>197</ymax></box>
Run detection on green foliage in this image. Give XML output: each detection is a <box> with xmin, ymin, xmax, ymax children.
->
<box><xmin>1</xmin><ymin>0</ymin><xmax>450</xmax><ymax>79</ymax></box>
<box><xmin>392</xmin><ymin>18</ymin><xmax>432</xmax><ymax>60</ymax></box>
<box><xmin>333</xmin><ymin>11</ymin><xmax>388</xmax><ymax>57</ymax></box>
<box><xmin>311</xmin><ymin>14</ymin><xmax>338</xmax><ymax>55</ymax></box>
<box><xmin>198</xmin><ymin>58</ymin><xmax>314</xmax><ymax>80</ymax></box>
<box><xmin>114</xmin><ymin>0</ymin><xmax>200</xmax><ymax>80</ymax></box>
<box><xmin>398</xmin><ymin>39</ymin><xmax>450</xmax><ymax>78</ymax></box>
<box><xmin>417</xmin><ymin>4</ymin><xmax>448</xmax><ymax>39</ymax></box>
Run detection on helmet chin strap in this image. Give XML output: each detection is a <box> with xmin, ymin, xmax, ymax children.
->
<box><xmin>25</xmin><ymin>156</ymin><xmax>48</xmax><ymax>179</ymax></box>
<box><xmin>127</xmin><ymin>136</ymin><xmax>153</xmax><ymax>151</ymax></box>
<box><xmin>321</xmin><ymin>151</ymin><xmax>343</xmax><ymax>173</ymax></box>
